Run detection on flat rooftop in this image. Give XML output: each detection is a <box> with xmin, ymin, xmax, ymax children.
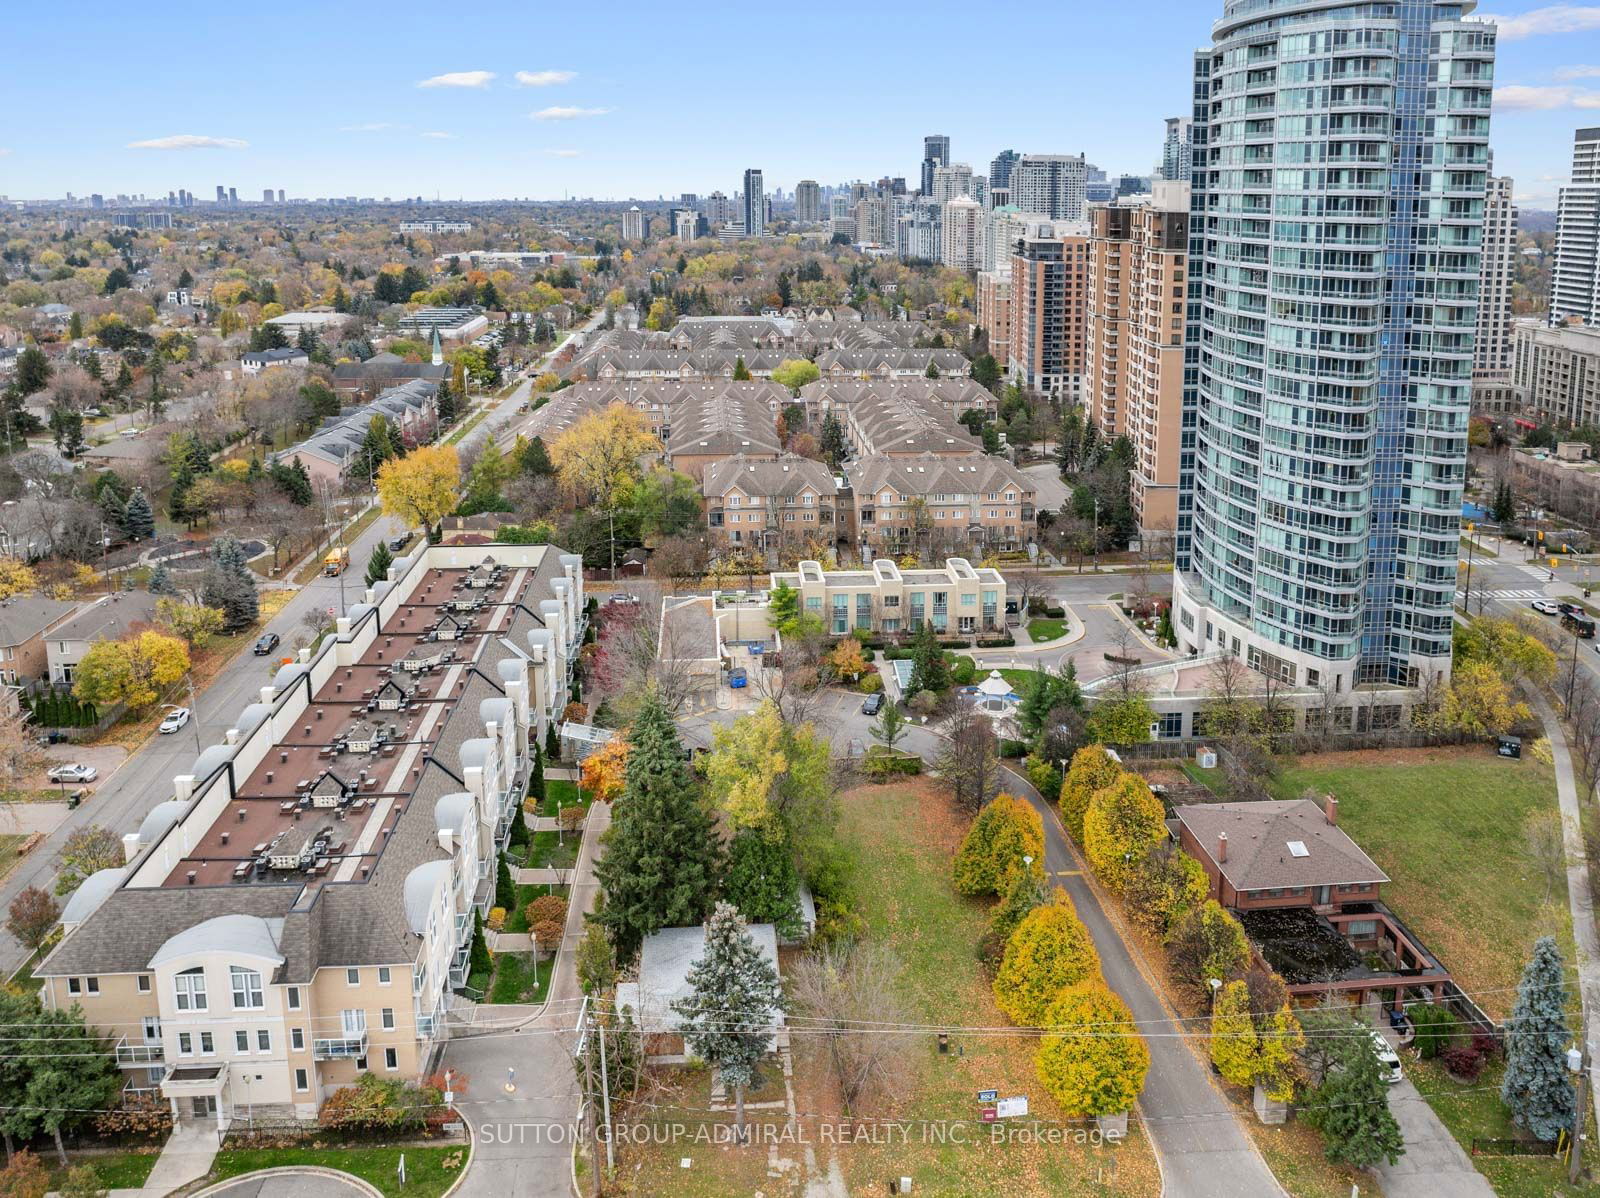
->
<box><xmin>161</xmin><ymin>559</ymin><xmax>528</xmax><ymax>892</ymax></box>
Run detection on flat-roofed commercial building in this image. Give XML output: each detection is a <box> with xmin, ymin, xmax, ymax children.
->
<box><xmin>37</xmin><ymin>543</ymin><xmax>586</xmax><ymax>1127</ymax></box>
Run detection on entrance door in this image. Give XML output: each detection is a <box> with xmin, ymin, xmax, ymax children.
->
<box><xmin>191</xmin><ymin>1096</ymin><xmax>216</xmax><ymax>1118</ymax></box>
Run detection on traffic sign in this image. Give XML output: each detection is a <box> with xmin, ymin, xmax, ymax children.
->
<box><xmin>977</xmin><ymin>1089</ymin><xmax>998</xmax><ymax>1102</ymax></box>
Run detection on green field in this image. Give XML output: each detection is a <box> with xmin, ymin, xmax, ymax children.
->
<box><xmin>1271</xmin><ymin>749</ymin><xmax>1568</xmax><ymax>1017</ymax></box>
<box><xmin>207</xmin><ymin>1144</ymin><xmax>468</xmax><ymax>1198</ymax></box>
<box><xmin>49</xmin><ymin>1150</ymin><xmax>160</xmax><ymax>1190</ymax></box>
<box><xmin>1027</xmin><ymin>618</ymin><xmax>1069</xmax><ymax>642</ymax></box>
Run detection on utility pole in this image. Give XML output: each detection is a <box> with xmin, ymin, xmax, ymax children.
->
<box><xmin>1462</xmin><ymin>523</ymin><xmax>1476</xmax><ymax>614</ymax></box>
<box><xmin>1092</xmin><ymin>497</ymin><xmax>1101</xmax><ymax>575</ymax></box>
<box><xmin>1573</xmin><ymin>1035</ymin><xmax>1591</xmax><ymax>1184</ymax></box>
<box><xmin>579</xmin><ymin>1010</ymin><xmax>601</xmax><ymax>1198</ymax></box>
<box><xmin>598</xmin><ymin>1011</ymin><xmax>614</xmax><ymax>1172</ymax></box>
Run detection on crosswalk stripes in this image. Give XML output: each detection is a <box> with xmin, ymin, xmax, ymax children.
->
<box><xmin>1480</xmin><ymin>588</ymin><xmax>1549</xmax><ymax>601</ymax></box>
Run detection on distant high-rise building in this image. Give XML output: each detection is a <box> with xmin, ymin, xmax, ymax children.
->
<box><xmin>706</xmin><ymin>191</ymin><xmax>731</xmax><ymax>226</ymax></box>
<box><xmin>262</xmin><ymin>188</ymin><xmax>273</xmax><ymax>203</ymax></box>
<box><xmin>1009</xmin><ymin>155</ymin><xmax>1087</xmax><ymax>222</ymax></box>
<box><xmin>1085</xmin><ymin>183</ymin><xmax>1190</xmax><ymax>536</ymax></box>
<box><xmin>1476</xmin><ymin>176</ymin><xmax>1517</xmax><ymax>375</ymax></box>
<box><xmin>277</xmin><ymin>189</ymin><xmax>285</xmax><ymax>203</ymax></box>
<box><xmin>216</xmin><ymin>185</ymin><xmax>226</xmax><ymax>204</ymax></box>
<box><xmin>989</xmin><ymin>150</ymin><xmax>1020</xmax><ymax>194</ymax></box>
<box><xmin>742</xmin><ymin>169</ymin><xmax>765</xmax><ymax>237</ymax></box>
<box><xmin>680</xmin><ymin>193</ymin><xmax>699</xmax><ymax>207</ymax></box>
<box><xmin>1160</xmin><ymin>118</ymin><xmax>1193</xmax><ymax>182</ymax></box>
<box><xmin>90</xmin><ymin>194</ymin><xmax>104</xmax><ymax>209</ymax></box>
<box><xmin>622</xmin><ymin>205</ymin><xmax>651</xmax><ymax>242</ymax></box>
<box><xmin>1554</xmin><ymin>126</ymin><xmax>1600</xmax><ymax>325</ymax></box>
<box><xmin>1177</xmin><ymin>0</ymin><xmax>1495</xmax><ymax>693</ymax></box>
<box><xmin>941</xmin><ymin>196</ymin><xmax>985</xmax><ymax>271</ymax></box>
<box><xmin>1007</xmin><ymin>219</ymin><xmax>1090</xmax><ymax>397</ymax></box>
<box><xmin>228</xmin><ymin>187</ymin><xmax>237</xmax><ymax>205</ymax></box>
<box><xmin>829</xmin><ymin>194</ymin><xmax>855</xmax><ymax>241</ymax></box>
<box><xmin>795</xmin><ymin>180</ymin><xmax>821</xmax><ymax>224</ymax></box>
<box><xmin>921</xmin><ymin>135</ymin><xmax>950</xmax><ymax>196</ymax></box>
<box><xmin>931</xmin><ymin>163</ymin><xmax>974</xmax><ymax>206</ymax></box>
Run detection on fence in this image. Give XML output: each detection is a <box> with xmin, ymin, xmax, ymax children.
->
<box><xmin>1471</xmin><ymin>1138</ymin><xmax>1556</xmax><ymax>1157</ymax></box>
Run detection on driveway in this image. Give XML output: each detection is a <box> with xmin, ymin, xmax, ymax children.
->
<box><xmin>1374</xmin><ymin>1078</ymin><xmax>1495</xmax><ymax>1197</ymax></box>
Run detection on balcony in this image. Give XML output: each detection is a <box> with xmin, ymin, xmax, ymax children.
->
<box><xmin>313</xmin><ymin>1033</ymin><xmax>368</xmax><ymax>1061</ymax></box>
<box><xmin>114</xmin><ymin>1037</ymin><xmax>164</xmax><ymax>1066</ymax></box>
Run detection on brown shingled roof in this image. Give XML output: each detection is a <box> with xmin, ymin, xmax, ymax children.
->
<box><xmin>1173</xmin><ymin>800</ymin><xmax>1390</xmax><ymax>893</ymax></box>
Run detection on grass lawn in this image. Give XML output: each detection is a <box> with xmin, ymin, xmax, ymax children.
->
<box><xmin>1027</xmin><ymin>617</ymin><xmax>1069</xmax><ymax>642</ymax></box>
<box><xmin>521</xmin><ymin>829</ymin><xmax>580</xmax><ymax>870</ymax></box>
<box><xmin>503</xmin><ymin>882</ymin><xmax>571</xmax><ymax>933</ymax></box>
<box><xmin>538</xmin><ymin>777</ymin><xmax>591</xmax><ymax>818</ymax></box>
<box><xmin>0</xmin><ymin>833</ymin><xmax>29</xmax><ymax>885</ymax></box>
<box><xmin>48</xmin><ymin>1149</ymin><xmax>160</xmax><ymax>1190</ymax></box>
<box><xmin>207</xmin><ymin>1143</ymin><xmax>469</xmax><ymax>1198</ymax></box>
<box><xmin>487</xmin><ymin>952</ymin><xmax>553</xmax><ymax>1004</ymax></box>
<box><xmin>1410</xmin><ymin>1055</ymin><xmax>1600</xmax><ymax>1197</ymax></box>
<box><xmin>1271</xmin><ymin>748</ymin><xmax>1569</xmax><ymax>1018</ymax></box>
<box><xmin>1461</xmin><ymin>536</ymin><xmax>1499</xmax><ymax>559</ymax></box>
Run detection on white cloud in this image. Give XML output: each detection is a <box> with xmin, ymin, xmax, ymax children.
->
<box><xmin>420</xmin><ymin>131</ymin><xmax>455</xmax><ymax>139</ymax></box>
<box><xmin>1494</xmin><ymin>83</ymin><xmax>1600</xmax><ymax>109</ymax></box>
<box><xmin>516</xmin><ymin>70</ymin><xmax>577</xmax><ymax>87</ymax></box>
<box><xmin>127</xmin><ymin>134</ymin><xmax>248</xmax><ymax>150</ymax></box>
<box><xmin>544</xmin><ymin>149</ymin><xmax>581</xmax><ymax>157</ymax></box>
<box><xmin>340</xmin><ymin>122</ymin><xmax>396</xmax><ymax>132</ymax></box>
<box><xmin>0</xmin><ymin>149</ymin><xmax>10</xmax><ymax>158</ymax></box>
<box><xmin>1479</xmin><ymin>6</ymin><xmax>1600</xmax><ymax>39</ymax></box>
<box><xmin>417</xmin><ymin>71</ymin><xmax>495</xmax><ymax>89</ymax></box>
<box><xmin>531</xmin><ymin>106</ymin><xmax>610</xmax><ymax>120</ymax></box>
<box><xmin>1556</xmin><ymin>64</ymin><xmax>1600</xmax><ymax>79</ymax></box>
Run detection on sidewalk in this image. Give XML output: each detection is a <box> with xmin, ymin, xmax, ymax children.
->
<box><xmin>138</xmin><ymin>1119</ymin><xmax>219</xmax><ymax>1195</ymax></box>
<box><xmin>1528</xmin><ymin>690</ymin><xmax>1600</xmax><ymax>1134</ymax></box>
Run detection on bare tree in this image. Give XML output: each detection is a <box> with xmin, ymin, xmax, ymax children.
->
<box><xmin>753</xmin><ymin>618</ymin><xmax>831</xmax><ymax>725</ymax></box>
<box><xmin>1524</xmin><ymin>808</ymin><xmax>1569</xmax><ymax>903</ymax></box>
<box><xmin>1105</xmin><ymin>619</ymin><xmax>1148</xmax><ymax>700</ymax></box>
<box><xmin>1007</xmin><ymin>567</ymin><xmax>1048</xmax><ymax>621</ymax></box>
<box><xmin>936</xmin><ymin>695</ymin><xmax>1002</xmax><ymax>815</ymax></box>
<box><xmin>789</xmin><ymin>941</ymin><xmax>913</xmax><ymax>1116</ymax></box>
<box><xmin>605</xmin><ymin>586</ymin><xmax>699</xmax><ymax>716</ymax></box>
<box><xmin>1201</xmin><ymin>652</ymin><xmax>1255</xmax><ymax>736</ymax></box>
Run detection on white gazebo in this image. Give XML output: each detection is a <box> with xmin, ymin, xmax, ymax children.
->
<box><xmin>974</xmin><ymin>670</ymin><xmax>1020</xmax><ymax>720</ymax></box>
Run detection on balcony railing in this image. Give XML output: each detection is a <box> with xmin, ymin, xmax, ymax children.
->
<box><xmin>313</xmin><ymin>1033</ymin><xmax>368</xmax><ymax>1061</ymax></box>
<box><xmin>115</xmin><ymin>1037</ymin><xmax>164</xmax><ymax>1066</ymax></box>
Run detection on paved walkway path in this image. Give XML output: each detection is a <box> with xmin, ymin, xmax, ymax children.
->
<box><xmin>1529</xmin><ymin>689</ymin><xmax>1600</xmax><ymax>1134</ymax></box>
<box><xmin>999</xmin><ymin>765</ymin><xmax>1285</xmax><ymax>1198</ymax></box>
<box><xmin>139</xmin><ymin>1119</ymin><xmax>219</xmax><ymax>1195</ymax></box>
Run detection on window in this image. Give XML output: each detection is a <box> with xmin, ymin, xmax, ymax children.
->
<box><xmin>230</xmin><ymin>967</ymin><xmax>264</xmax><ymax>1009</ymax></box>
<box><xmin>236</xmin><ymin>1031</ymin><xmax>250</xmax><ymax>1053</ymax></box>
<box><xmin>178</xmin><ymin>1033</ymin><xmax>193</xmax><ymax>1056</ymax></box>
<box><xmin>200</xmin><ymin>1032</ymin><xmax>214</xmax><ymax>1055</ymax></box>
<box><xmin>67</xmin><ymin>978</ymin><xmax>81</xmax><ymax>995</ymax></box>
<box><xmin>258</xmin><ymin>1029</ymin><xmax>271</xmax><ymax>1052</ymax></box>
<box><xmin>137</xmin><ymin>975</ymin><xmax>151</xmax><ymax>994</ymax></box>
<box><xmin>86</xmin><ymin>976</ymin><xmax>99</xmax><ymax>995</ymax></box>
<box><xmin>291</xmin><ymin>1028</ymin><xmax>304</xmax><ymax>1051</ymax></box>
<box><xmin>346</xmin><ymin>968</ymin><xmax>360</xmax><ymax>987</ymax></box>
<box><xmin>377</xmin><ymin>966</ymin><xmax>391</xmax><ymax>986</ymax></box>
<box><xmin>1345</xmin><ymin>919</ymin><xmax>1378</xmax><ymax>937</ymax></box>
<box><xmin>385</xmin><ymin>1047</ymin><xmax>399</xmax><ymax>1071</ymax></box>
<box><xmin>341</xmin><ymin>1009</ymin><xmax>367</xmax><ymax>1035</ymax></box>
<box><xmin>381</xmin><ymin>1008</ymin><xmax>395</xmax><ymax>1030</ymax></box>
<box><xmin>286</xmin><ymin>986</ymin><xmax>301</xmax><ymax>1010</ymax></box>
<box><xmin>295</xmin><ymin>1068</ymin><xmax>309</xmax><ymax>1092</ymax></box>
<box><xmin>175</xmin><ymin>969</ymin><xmax>207</xmax><ymax>1011</ymax></box>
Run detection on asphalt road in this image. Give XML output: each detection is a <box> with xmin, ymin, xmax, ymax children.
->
<box><xmin>1459</xmin><ymin>532</ymin><xmax>1600</xmax><ymax>688</ymax></box>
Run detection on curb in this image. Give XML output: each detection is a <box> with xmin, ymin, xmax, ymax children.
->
<box><xmin>440</xmin><ymin>1110</ymin><xmax>475</xmax><ymax>1198</ymax></box>
<box><xmin>186</xmin><ymin>1166</ymin><xmax>384</xmax><ymax>1198</ymax></box>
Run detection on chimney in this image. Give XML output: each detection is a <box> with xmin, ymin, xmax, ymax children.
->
<box><xmin>1217</xmin><ymin>832</ymin><xmax>1228</xmax><ymax>863</ymax></box>
<box><xmin>1324</xmin><ymin>795</ymin><xmax>1338</xmax><ymax>826</ymax></box>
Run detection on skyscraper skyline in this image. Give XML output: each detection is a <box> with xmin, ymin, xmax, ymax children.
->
<box><xmin>1554</xmin><ymin>126</ymin><xmax>1600</xmax><ymax>326</ymax></box>
<box><xmin>742</xmin><ymin>168</ymin><xmax>764</xmax><ymax>238</ymax></box>
<box><xmin>921</xmin><ymin>134</ymin><xmax>950</xmax><ymax>197</ymax></box>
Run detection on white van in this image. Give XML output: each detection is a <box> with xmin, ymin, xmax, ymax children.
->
<box><xmin>1369</xmin><ymin>1030</ymin><xmax>1403</xmax><ymax>1084</ymax></box>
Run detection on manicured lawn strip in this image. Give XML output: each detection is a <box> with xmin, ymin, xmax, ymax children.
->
<box><xmin>1270</xmin><ymin>751</ymin><xmax>1568</xmax><ymax>1017</ymax></box>
<box><xmin>1028</xmin><ymin>618</ymin><xmax>1069</xmax><ymax>642</ymax></box>
<box><xmin>487</xmin><ymin>952</ymin><xmax>553</xmax><ymax>1004</ymax></box>
<box><xmin>207</xmin><ymin>1144</ymin><xmax>469</xmax><ymax>1198</ymax></box>
<box><xmin>522</xmin><ymin>829</ymin><xmax>579</xmax><ymax>871</ymax></box>
<box><xmin>1410</xmin><ymin>1055</ymin><xmax>1600</xmax><ymax>1198</ymax></box>
<box><xmin>49</xmin><ymin>1149</ymin><xmax>160</xmax><ymax>1189</ymax></box>
<box><xmin>539</xmin><ymin>778</ymin><xmax>591</xmax><ymax>817</ymax></box>
<box><xmin>0</xmin><ymin>834</ymin><xmax>28</xmax><ymax>885</ymax></box>
<box><xmin>1242</xmin><ymin>1117</ymin><xmax>1365</xmax><ymax>1198</ymax></box>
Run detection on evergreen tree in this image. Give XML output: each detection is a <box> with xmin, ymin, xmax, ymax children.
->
<box><xmin>529</xmin><ymin>742</ymin><xmax>547</xmax><ymax>802</ymax></box>
<box><xmin>177</xmin><ymin>267</ymin><xmax>193</xmax><ymax>289</ymax></box>
<box><xmin>520</xmin><ymin>435</ymin><xmax>555</xmax><ymax>478</ymax></box>
<box><xmin>495</xmin><ymin>854</ymin><xmax>515</xmax><ymax>911</ymax></box>
<box><xmin>121</xmin><ymin>488</ymin><xmax>155</xmax><ymax>541</ymax></box>
<box><xmin>819</xmin><ymin>413</ymin><xmax>847</xmax><ymax>470</ymax></box>
<box><xmin>722</xmin><ymin>828</ymin><xmax>802</xmax><ymax>936</ymax></box>
<box><xmin>468</xmin><ymin>908</ymin><xmax>491</xmax><ymax>982</ymax></box>
<box><xmin>365</xmin><ymin>542</ymin><xmax>393</xmax><ymax>588</ymax></box>
<box><xmin>925</xmin><ymin>359</ymin><xmax>941</xmax><ymax>379</ymax></box>
<box><xmin>732</xmin><ymin>355</ymin><xmax>751</xmax><ymax>381</ymax></box>
<box><xmin>435</xmin><ymin>379</ymin><xmax>458</xmax><ymax>425</ymax></box>
<box><xmin>67</xmin><ymin>311</ymin><xmax>83</xmax><ymax>341</ymax></box>
<box><xmin>1302</xmin><ymin>1023</ymin><xmax>1405</xmax><ymax>1168</ymax></box>
<box><xmin>671</xmin><ymin>901</ymin><xmax>785</xmax><ymax>1142</ymax></box>
<box><xmin>1502</xmin><ymin>936</ymin><xmax>1576</xmax><ymax>1142</ymax></box>
<box><xmin>907</xmin><ymin>620</ymin><xmax>950</xmax><ymax>695</ymax></box>
<box><xmin>15</xmin><ymin>346</ymin><xmax>51</xmax><ymax>396</ymax></box>
<box><xmin>594</xmin><ymin>694</ymin><xmax>722</xmax><ymax>962</ymax></box>
<box><xmin>168</xmin><ymin>456</ymin><xmax>196</xmax><ymax>525</ymax></box>
<box><xmin>202</xmin><ymin>536</ymin><xmax>259</xmax><ymax>630</ymax></box>
<box><xmin>545</xmin><ymin>723</ymin><xmax>561</xmax><ymax>761</ymax></box>
<box><xmin>147</xmin><ymin>563</ymin><xmax>176</xmax><ymax>596</ymax></box>
<box><xmin>1492</xmin><ymin>479</ymin><xmax>1516</xmax><ymax>525</ymax></box>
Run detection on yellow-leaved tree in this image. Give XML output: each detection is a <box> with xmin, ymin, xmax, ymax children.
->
<box><xmin>550</xmin><ymin>404</ymin><xmax>660</xmax><ymax>579</ymax></box>
<box><xmin>375</xmin><ymin>445</ymin><xmax>460</xmax><ymax>535</ymax></box>
<box><xmin>827</xmin><ymin>639</ymin><xmax>869</xmax><ymax>684</ymax></box>
<box><xmin>579</xmin><ymin>736</ymin><xmax>629</xmax><ymax>803</ymax></box>
<box><xmin>952</xmin><ymin>794</ymin><xmax>1045</xmax><ymax>898</ymax></box>
<box><xmin>1208</xmin><ymin>975</ymin><xmax>1303</xmax><ymax>1102</ymax></box>
<box><xmin>1058</xmin><ymin>745</ymin><xmax>1125</xmax><ymax>843</ymax></box>
<box><xmin>993</xmin><ymin>889</ymin><xmax>1100</xmax><ymax>1027</ymax></box>
<box><xmin>73</xmin><ymin>631</ymin><xmax>190</xmax><ymax>712</ymax></box>
<box><xmin>0</xmin><ymin>557</ymin><xmax>39</xmax><ymax>600</ymax></box>
<box><xmin>1036</xmin><ymin>981</ymin><xmax>1150</xmax><ymax>1116</ymax></box>
<box><xmin>1083</xmin><ymin>774</ymin><xmax>1167</xmax><ymax>895</ymax></box>
<box><xmin>1434</xmin><ymin>659</ymin><xmax>1532</xmax><ymax>737</ymax></box>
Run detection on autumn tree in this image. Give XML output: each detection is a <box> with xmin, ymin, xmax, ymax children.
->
<box><xmin>53</xmin><ymin>826</ymin><xmax>124</xmax><ymax>897</ymax></box>
<box><xmin>1167</xmin><ymin>900</ymin><xmax>1252</xmax><ymax>1003</ymax></box>
<box><xmin>1059</xmin><ymin>745</ymin><xmax>1125</xmax><ymax>843</ymax></box>
<box><xmin>0</xmin><ymin>558</ymin><xmax>38</xmax><ymax>601</ymax></box>
<box><xmin>154</xmin><ymin>598</ymin><xmax>224</xmax><ymax>650</ymax></box>
<box><xmin>771</xmin><ymin>358</ymin><xmax>821</xmax><ymax>393</ymax></box>
<box><xmin>550</xmin><ymin>404</ymin><xmax>660</xmax><ymax>578</ymax></box>
<box><xmin>5</xmin><ymin>887</ymin><xmax>58</xmax><ymax>951</ymax></box>
<box><xmin>951</xmin><ymin>794</ymin><xmax>1044</xmax><ymax>897</ymax></box>
<box><xmin>1035</xmin><ymin>982</ymin><xmax>1150</xmax><ymax>1117</ymax></box>
<box><xmin>827</xmin><ymin>638</ymin><xmax>869</xmax><ymax>684</ymax></box>
<box><xmin>1084</xmin><ymin>694</ymin><xmax>1156</xmax><ymax>745</ymax></box>
<box><xmin>937</xmin><ymin>698</ymin><xmax>1002</xmax><ymax>815</ymax></box>
<box><xmin>579</xmin><ymin>735</ymin><xmax>629</xmax><ymax>803</ymax></box>
<box><xmin>993</xmin><ymin>889</ymin><xmax>1101</xmax><ymax>1027</ymax></box>
<box><xmin>1208</xmin><ymin>975</ymin><xmax>1303</xmax><ymax>1101</ymax></box>
<box><xmin>72</xmin><ymin>630</ymin><xmax>189</xmax><ymax>712</ymax></box>
<box><xmin>1083</xmin><ymin>774</ymin><xmax>1167</xmax><ymax>895</ymax></box>
<box><xmin>704</xmin><ymin>701</ymin><xmax>832</xmax><ymax>844</ymax></box>
<box><xmin>790</xmin><ymin>940</ymin><xmax>912</xmax><ymax>1116</ymax></box>
<box><xmin>375</xmin><ymin>445</ymin><xmax>460</xmax><ymax>535</ymax></box>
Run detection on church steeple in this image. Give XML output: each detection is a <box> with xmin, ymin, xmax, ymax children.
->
<box><xmin>430</xmin><ymin>328</ymin><xmax>443</xmax><ymax>367</ymax></box>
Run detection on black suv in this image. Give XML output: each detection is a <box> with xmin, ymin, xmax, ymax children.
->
<box><xmin>253</xmin><ymin>632</ymin><xmax>281</xmax><ymax>656</ymax></box>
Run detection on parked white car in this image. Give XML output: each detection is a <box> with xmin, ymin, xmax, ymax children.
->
<box><xmin>158</xmin><ymin>707</ymin><xmax>191</xmax><ymax>735</ymax></box>
<box><xmin>1531</xmin><ymin>600</ymin><xmax>1561</xmax><ymax>615</ymax></box>
<box><xmin>47</xmin><ymin>763</ymin><xmax>98</xmax><ymax>784</ymax></box>
<box><xmin>1369</xmin><ymin>1030</ymin><xmax>1403</xmax><ymax>1085</ymax></box>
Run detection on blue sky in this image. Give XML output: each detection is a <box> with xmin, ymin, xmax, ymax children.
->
<box><xmin>1</xmin><ymin>1</ymin><xmax>1597</xmax><ymax>209</ymax></box>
